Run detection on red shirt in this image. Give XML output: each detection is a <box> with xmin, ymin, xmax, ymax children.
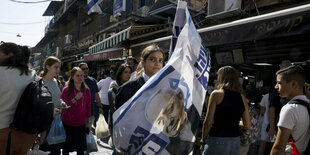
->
<box><xmin>61</xmin><ymin>87</ymin><xmax>91</xmax><ymax>126</ymax></box>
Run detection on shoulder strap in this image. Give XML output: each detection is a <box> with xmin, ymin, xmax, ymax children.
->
<box><xmin>290</xmin><ymin>99</ymin><xmax>310</xmax><ymax>114</ymax></box>
<box><xmin>56</xmin><ymin>79</ymin><xmax>60</xmax><ymax>86</ymax></box>
<box><xmin>5</xmin><ymin>131</ymin><xmax>11</xmax><ymax>155</ymax></box>
<box><xmin>288</xmin><ymin>99</ymin><xmax>310</xmax><ymax>144</ymax></box>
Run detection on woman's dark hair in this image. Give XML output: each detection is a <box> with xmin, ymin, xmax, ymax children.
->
<box><xmin>67</xmin><ymin>67</ymin><xmax>88</xmax><ymax>94</ymax></box>
<box><xmin>0</xmin><ymin>41</ymin><xmax>30</xmax><ymax>75</ymax></box>
<box><xmin>42</xmin><ymin>56</ymin><xmax>61</xmax><ymax>77</ymax></box>
<box><xmin>114</xmin><ymin>63</ymin><xmax>132</xmax><ymax>86</ymax></box>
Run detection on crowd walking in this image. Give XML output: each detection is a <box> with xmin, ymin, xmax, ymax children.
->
<box><xmin>0</xmin><ymin>41</ymin><xmax>310</xmax><ymax>155</ymax></box>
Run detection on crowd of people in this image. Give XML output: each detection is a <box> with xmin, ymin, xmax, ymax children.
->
<box><xmin>0</xmin><ymin>41</ymin><xmax>310</xmax><ymax>155</ymax></box>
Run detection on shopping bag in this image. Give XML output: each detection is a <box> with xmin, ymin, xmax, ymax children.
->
<box><xmin>87</xmin><ymin>133</ymin><xmax>98</xmax><ymax>152</ymax></box>
<box><xmin>95</xmin><ymin>114</ymin><xmax>110</xmax><ymax>139</ymax></box>
<box><xmin>46</xmin><ymin>114</ymin><xmax>66</xmax><ymax>145</ymax></box>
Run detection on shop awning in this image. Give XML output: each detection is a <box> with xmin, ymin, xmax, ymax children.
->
<box><xmin>43</xmin><ymin>1</ymin><xmax>64</xmax><ymax>16</ymax></box>
<box><xmin>89</xmin><ymin>27</ymin><xmax>130</xmax><ymax>55</ymax></box>
<box><xmin>84</xmin><ymin>48</ymin><xmax>123</xmax><ymax>61</ymax></box>
<box><xmin>198</xmin><ymin>3</ymin><xmax>310</xmax><ymax>47</ymax></box>
<box><xmin>88</xmin><ymin>24</ymin><xmax>170</xmax><ymax>55</ymax></box>
<box><xmin>131</xmin><ymin>3</ymin><xmax>310</xmax><ymax>48</ymax></box>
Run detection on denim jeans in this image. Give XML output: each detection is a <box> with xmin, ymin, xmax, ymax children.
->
<box><xmin>202</xmin><ymin>136</ymin><xmax>241</xmax><ymax>155</ymax></box>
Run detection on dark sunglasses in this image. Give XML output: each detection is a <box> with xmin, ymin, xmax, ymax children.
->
<box><xmin>81</xmin><ymin>68</ymin><xmax>89</xmax><ymax>71</ymax></box>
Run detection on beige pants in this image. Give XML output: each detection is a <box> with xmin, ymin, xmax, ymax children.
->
<box><xmin>0</xmin><ymin>128</ymin><xmax>37</xmax><ymax>155</ymax></box>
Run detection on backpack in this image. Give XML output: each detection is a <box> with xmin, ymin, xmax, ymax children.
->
<box><xmin>10</xmin><ymin>76</ymin><xmax>55</xmax><ymax>134</ymax></box>
<box><xmin>288</xmin><ymin>99</ymin><xmax>310</xmax><ymax>155</ymax></box>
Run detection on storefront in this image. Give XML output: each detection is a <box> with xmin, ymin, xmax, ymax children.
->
<box><xmin>129</xmin><ymin>3</ymin><xmax>310</xmax><ymax>95</ymax></box>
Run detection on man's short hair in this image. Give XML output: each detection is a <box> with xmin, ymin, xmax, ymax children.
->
<box><xmin>127</xmin><ymin>57</ymin><xmax>138</xmax><ymax>65</ymax></box>
<box><xmin>103</xmin><ymin>69</ymin><xmax>111</xmax><ymax>76</ymax></box>
<box><xmin>276</xmin><ymin>65</ymin><xmax>306</xmax><ymax>89</ymax></box>
<box><xmin>78</xmin><ymin>62</ymin><xmax>88</xmax><ymax>68</ymax></box>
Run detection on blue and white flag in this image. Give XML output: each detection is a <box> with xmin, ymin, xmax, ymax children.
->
<box><xmin>168</xmin><ymin>1</ymin><xmax>186</xmax><ymax>59</ymax></box>
<box><xmin>87</xmin><ymin>0</ymin><xmax>103</xmax><ymax>15</ymax></box>
<box><xmin>112</xmin><ymin>1</ymin><xmax>211</xmax><ymax>154</ymax></box>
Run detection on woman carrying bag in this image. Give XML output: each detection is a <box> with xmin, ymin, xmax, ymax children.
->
<box><xmin>39</xmin><ymin>56</ymin><xmax>65</xmax><ymax>154</ymax></box>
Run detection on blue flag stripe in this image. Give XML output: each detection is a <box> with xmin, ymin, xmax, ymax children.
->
<box><xmin>87</xmin><ymin>0</ymin><xmax>98</xmax><ymax>11</ymax></box>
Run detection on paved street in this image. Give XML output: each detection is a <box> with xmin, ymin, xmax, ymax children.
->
<box><xmin>62</xmin><ymin>133</ymin><xmax>113</xmax><ymax>155</ymax></box>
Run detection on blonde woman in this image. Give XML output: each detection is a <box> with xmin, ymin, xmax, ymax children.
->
<box><xmin>201</xmin><ymin>66</ymin><xmax>251</xmax><ymax>155</ymax></box>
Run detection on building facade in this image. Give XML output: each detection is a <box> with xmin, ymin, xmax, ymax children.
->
<box><xmin>33</xmin><ymin>0</ymin><xmax>310</xmax><ymax>81</ymax></box>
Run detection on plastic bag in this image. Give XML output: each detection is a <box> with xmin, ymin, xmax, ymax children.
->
<box><xmin>46</xmin><ymin>114</ymin><xmax>66</xmax><ymax>145</ymax></box>
<box><xmin>95</xmin><ymin>114</ymin><xmax>110</xmax><ymax>139</ymax></box>
<box><xmin>87</xmin><ymin>133</ymin><xmax>98</xmax><ymax>152</ymax></box>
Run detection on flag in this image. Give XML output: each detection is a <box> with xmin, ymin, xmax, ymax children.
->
<box><xmin>112</xmin><ymin>1</ymin><xmax>211</xmax><ymax>154</ymax></box>
<box><xmin>168</xmin><ymin>1</ymin><xmax>186</xmax><ymax>59</ymax></box>
<box><xmin>87</xmin><ymin>0</ymin><xmax>104</xmax><ymax>15</ymax></box>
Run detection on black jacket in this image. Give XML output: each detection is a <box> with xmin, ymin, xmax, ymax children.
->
<box><xmin>114</xmin><ymin>75</ymin><xmax>145</xmax><ymax>110</ymax></box>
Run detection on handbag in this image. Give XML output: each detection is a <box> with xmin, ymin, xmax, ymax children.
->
<box><xmin>95</xmin><ymin>114</ymin><xmax>110</xmax><ymax>139</ymax></box>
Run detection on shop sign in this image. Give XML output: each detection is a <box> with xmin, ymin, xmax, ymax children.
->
<box><xmin>78</xmin><ymin>39</ymin><xmax>94</xmax><ymax>48</ymax></box>
<box><xmin>113</xmin><ymin>0</ymin><xmax>126</xmax><ymax>16</ymax></box>
<box><xmin>84</xmin><ymin>50</ymin><xmax>122</xmax><ymax>61</ymax></box>
<box><xmin>200</xmin><ymin>9</ymin><xmax>310</xmax><ymax>46</ymax></box>
<box><xmin>216</xmin><ymin>52</ymin><xmax>233</xmax><ymax>65</ymax></box>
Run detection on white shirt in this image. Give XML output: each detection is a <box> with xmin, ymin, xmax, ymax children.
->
<box><xmin>97</xmin><ymin>77</ymin><xmax>113</xmax><ymax>105</ymax></box>
<box><xmin>142</xmin><ymin>72</ymin><xmax>150</xmax><ymax>82</ymax></box>
<box><xmin>278</xmin><ymin>95</ymin><xmax>310</xmax><ymax>154</ymax></box>
<box><xmin>259</xmin><ymin>93</ymin><xmax>270</xmax><ymax>141</ymax></box>
<box><xmin>0</xmin><ymin>67</ymin><xmax>35</xmax><ymax>129</ymax></box>
<box><xmin>130</xmin><ymin>71</ymin><xmax>137</xmax><ymax>80</ymax></box>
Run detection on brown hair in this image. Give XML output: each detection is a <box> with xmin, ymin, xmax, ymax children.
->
<box><xmin>276</xmin><ymin>65</ymin><xmax>306</xmax><ymax>89</ymax></box>
<box><xmin>0</xmin><ymin>41</ymin><xmax>30</xmax><ymax>75</ymax></box>
<box><xmin>217</xmin><ymin>66</ymin><xmax>243</xmax><ymax>93</ymax></box>
<box><xmin>67</xmin><ymin>67</ymin><xmax>88</xmax><ymax>94</ymax></box>
<box><xmin>42</xmin><ymin>56</ymin><xmax>61</xmax><ymax>77</ymax></box>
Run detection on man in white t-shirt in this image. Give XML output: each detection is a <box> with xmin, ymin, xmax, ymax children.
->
<box><xmin>271</xmin><ymin>65</ymin><xmax>310</xmax><ymax>155</ymax></box>
<box><xmin>97</xmin><ymin>70</ymin><xmax>113</xmax><ymax>123</ymax></box>
<box><xmin>258</xmin><ymin>93</ymin><xmax>270</xmax><ymax>155</ymax></box>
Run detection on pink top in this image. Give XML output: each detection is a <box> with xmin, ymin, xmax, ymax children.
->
<box><xmin>61</xmin><ymin>87</ymin><xmax>91</xmax><ymax>126</ymax></box>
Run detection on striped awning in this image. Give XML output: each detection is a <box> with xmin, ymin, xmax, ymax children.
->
<box><xmin>89</xmin><ymin>27</ymin><xmax>130</xmax><ymax>55</ymax></box>
<box><xmin>88</xmin><ymin>24</ymin><xmax>170</xmax><ymax>55</ymax></box>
